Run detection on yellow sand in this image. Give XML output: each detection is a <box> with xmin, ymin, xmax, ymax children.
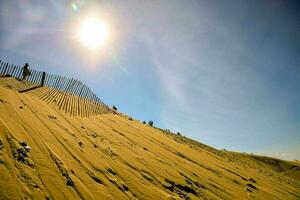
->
<box><xmin>0</xmin><ymin>83</ymin><xmax>300</xmax><ymax>200</ymax></box>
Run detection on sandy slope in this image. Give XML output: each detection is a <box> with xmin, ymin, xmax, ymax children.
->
<box><xmin>0</xmin><ymin>84</ymin><xmax>300</xmax><ymax>200</ymax></box>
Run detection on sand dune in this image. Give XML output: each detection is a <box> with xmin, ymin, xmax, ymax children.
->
<box><xmin>0</xmin><ymin>79</ymin><xmax>300</xmax><ymax>199</ymax></box>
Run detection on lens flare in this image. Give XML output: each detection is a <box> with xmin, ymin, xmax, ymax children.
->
<box><xmin>71</xmin><ymin>3</ymin><xmax>79</xmax><ymax>12</ymax></box>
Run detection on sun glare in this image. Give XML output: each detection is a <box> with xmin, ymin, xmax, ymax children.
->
<box><xmin>78</xmin><ymin>17</ymin><xmax>108</xmax><ymax>49</ymax></box>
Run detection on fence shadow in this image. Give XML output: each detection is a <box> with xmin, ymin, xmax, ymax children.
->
<box><xmin>0</xmin><ymin>60</ymin><xmax>113</xmax><ymax>117</ymax></box>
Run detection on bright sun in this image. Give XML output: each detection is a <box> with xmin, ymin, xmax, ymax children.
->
<box><xmin>78</xmin><ymin>17</ymin><xmax>108</xmax><ymax>49</ymax></box>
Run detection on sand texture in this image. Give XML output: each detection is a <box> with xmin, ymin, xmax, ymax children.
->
<box><xmin>0</xmin><ymin>78</ymin><xmax>300</xmax><ymax>200</ymax></box>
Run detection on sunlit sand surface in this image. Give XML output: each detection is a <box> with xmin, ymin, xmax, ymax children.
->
<box><xmin>0</xmin><ymin>78</ymin><xmax>299</xmax><ymax>199</ymax></box>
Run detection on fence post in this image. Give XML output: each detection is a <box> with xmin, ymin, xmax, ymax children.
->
<box><xmin>41</xmin><ymin>72</ymin><xmax>46</xmax><ymax>86</ymax></box>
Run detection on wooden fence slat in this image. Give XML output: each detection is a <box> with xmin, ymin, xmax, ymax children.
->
<box><xmin>0</xmin><ymin>60</ymin><xmax>111</xmax><ymax>116</ymax></box>
<box><xmin>63</xmin><ymin>79</ymin><xmax>76</xmax><ymax>114</ymax></box>
<box><xmin>70</xmin><ymin>80</ymin><xmax>78</xmax><ymax>116</ymax></box>
<box><xmin>0</xmin><ymin>61</ymin><xmax>3</xmax><ymax>74</ymax></box>
<box><xmin>14</xmin><ymin>65</ymin><xmax>20</xmax><ymax>78</ymax></box>
<box><xmin>51</xmin><ymin>74</ymin><xmax>57</xmax><ymax>87</ymax></box>
<box><xmin>61</xmin><ymin>78</ymin><xmax>74</xmax><ymax>112</ymax></box>
<box><xmin>11</xmin><ymin>65</ymin><xmax>17</xmax><ymax>77</ymax></box>
<box><xmin>91</xmin><ymin>92</ymin><xmax>97</xmax><ymax>116</ymax></box>
<box><xmin>0</xmin><ymin>61</ymin><xmax>5</xmax><ymax>74</ymax></box>
<box><xmin>41</xmin><ymin>75</ymin><xmax>60</xmax><ymax>101</ymax></box>
<box><xmin>47</xmin><ymin>73</ymin><xmax>53</xmax><ymax>87</ymax></box>
<box><xmin>32</xmin><ymin>70</ymin><xmax>38</xmax><ymax>83</ymax></box>
<box><xmin>84</xmin><ymin>86</ymin><xmax>91</xmax><ymax>117</ymax></box>
<box><xmin>2</xmin><ymin>63</ymin><xmax>8</xmax><ymax>75</ymax></box>
<box><xmin>0</xmin><ymin>61</ymin><xmax>4</xmax><ymax>74</ymax></box>
<box><xmin>11</xmin><ymin>65</ymin><xmax>15</xmax><ymax>77</ymax></box>
<box><xmin>6</xmin><ymin>63</ymin><xmax>12</xmax><ymax>75</ymax></box>
<box><xmin>6</xmin><ymin>64</ymin><xmax>11</xmax><ymax>75</ymax></box>
<box><xmin>58</xmin><ymin>76</ymin><xmax>68</xmax><ymax>90</ymax></box>
<box><xmin>37</xmin><ymin>71</ymin><xmax>42</xmax><ymax>84</ymax></box>
<box><xmin>59</xmin><ymin>77</ymin><xmax>67</xmax><ymax>92</ymax></box>
<box><xmin>72</xmin><ymin>80</ymin><xmax>80</xmax><ymax>96</ymax></box>
<box><xmin>77</xmin><ymin>83</ymin><xmax>85</xmax><ymax>116</ymax></box>
<box><xmin>91</xmin><ymin>91</ymin><xmax>98</xmax><ymax>116</ymax></box>
<box><xmin>48</xmin><ymin>74</ymin><xmax>55</xmax><ymax>87</ymax></box>
<box><xmin>37</xmin><ymin>74</ymin><xmax>52</xmax><ymax>98</ymax></box>
<box><xmin>44</xmin><ymin>75</ymin><xmax>63</xmax><ymax>103</ymax></box>
<box><xmin>54</xmin><ymin>75</ymin><xmax>60</xmax><ymax>87</ymax></box>
<box><xmin>33</xmin><ymin>71</ymin><xmax>39</xmax><ymax>83</ymax></box>
<box><xmin>94</xmin><ymin>97</ymin><xmax>100</xmax><ymax>115</ymax></box>
<box><xmin>11</xmin><ymin>65</ymin><xmax>16</xmax><ymax>76</ymax></box>
<box><xmin>1</xmin><ymin>62</ymin><xmax>5</xmax><ymax>74</ymax></box>
<box><xmin>17</xmin><ymin>66</ymin><xmax>23</xmax><ymax>80</ymax></box>
<box><xmin>14</xmin><ymin>67</ymin><xmax>20</xmax><ymax>80</ymax></box>
<box><xmin>10</xmin><ymin>64</ymin><xmax>16</xmax><ymax>76</ymax></box>
<box><xmin>12</xmin><ymin>65</ymin><xmax>17</xmax><ymax>76</ymax></box>
<box><xmin>30</xmin><ymin>70</ymin><xmax>36</xmax><ymax>83</ymax></box>
<box><xmin>78</xmin><ymin>82</ymin><xmax>85</xmax><ymax>98</ymax></box>
<box><xmin>69</xmin><ymin>80</ymin><xmax>79</xmax><ymax>116</ymax></box>
<box><xmin>81</xmin><ymin>86</ymin><xmax>88</xmax><ymax>117</ymax></box>
<box><xmin>40</xmin><ymin>72</ymin><xmax>46</xmax><ymax>86</ymax></box>
<box><xmin>9</xmin><ymin>65</ymin><xmax>14</xmax><ymax>77</ymax></box>
<box><xmin>4</xmin><ymin>63</ymin><xmax>9</xmax><ymax>75</ymax></box>
<box><xmin>90</xmin><ymin>93</ymin><xmax>96</xmax><ymax>115</ymax></box>
<box><xmin>43</xmin><ymin>73</ymin><xmax>49</xmax><ymax>87</ymax></box>
<box><xmin>70</xmin><ymin>79</ymin><xmax>79</xmax><ymax>115</ymax></box>
<box><xmin>44</xmin><ymin>73</ymin><xmax>50</xmax><ymax>87</ymax></box>
<box><xmin>58</xmin><ymin>78</ymin><xmax>72</xmax><ymax>110</ymax></box>
<box><xmin>75</xmin><ymin>80</ymin><xmax>82</xmax><ymax>116</ymax></box>
<box><xmin>48</xmin><ymin>74</ymin><xmax>53</xmax><ymax>87</ymax></box>
<box><xmin>34</xmin><ymin>71</ymin><xmax>40</xmax><ymax>83</ymax></box>
<box><xmin>27</xmin><ymin>69</ymin><xmax>33</xmax><ymax>82</ymax></box>
<box><xmin>86</xmin><ymin>87</ymin><xmax>94</xmax><ymax>116</ymax></box>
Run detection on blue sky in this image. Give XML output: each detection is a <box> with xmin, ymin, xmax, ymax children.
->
<box><xmin>0</xmin><ymin>0</ymin><xmax>299</xmax><ymax>160</ymax></box>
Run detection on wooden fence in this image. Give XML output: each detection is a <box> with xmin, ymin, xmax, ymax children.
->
<box><xmin>0</xmin><ymin>60</ymin><xmax>113</xmax><ymax>117</ymax></box>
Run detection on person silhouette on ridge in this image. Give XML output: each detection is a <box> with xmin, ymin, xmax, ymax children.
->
<box><xmin>22</xmin><ymin>63</ymin><xmax>31</xmax><ymax>81</ymax></box>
